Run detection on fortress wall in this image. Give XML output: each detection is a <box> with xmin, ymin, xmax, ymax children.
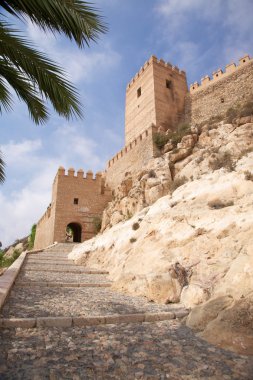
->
<box><xmin>34</xmin><ymin>176</ymin><xmax>59</xmax><ymax>249</ymax></box>
<box><xmin>53</xmin><ymin>169</ymin><xmax>112</xmax><ymax>243</ymax></box>
<box><xmin>34</xmin><ymin>205</ymin><xmax>55</xmax><ymax>249</ymax></box>
<box><xmin>185</xmin><ymin>56</ymin><xmax>253</xmax><ymax>125</ymax></box>
<box><xmin>106</xmin><ymin>125</ymin><xmax>159</xmax><ymax>189</ymax></box>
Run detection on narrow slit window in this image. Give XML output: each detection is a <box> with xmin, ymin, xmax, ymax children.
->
<box><xmin>137</xmin><ymin>87</ymin><xmax>141</xmax><ymax>98</ymax></box>
<box><xmin>166</xmin><ymin>79</ymin><xmax>172</xmax><ymax>89</ymax></box>
<box><xmin>74</xmin><ymin>198</ymin><xmax>79</xmax><ymax>205</ymax></box>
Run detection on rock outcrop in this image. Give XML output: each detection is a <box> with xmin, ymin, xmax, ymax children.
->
<box><xmin>69</xmin><ymin>120</ymin><xmax>253</xmax><ymax>354</ymax></box>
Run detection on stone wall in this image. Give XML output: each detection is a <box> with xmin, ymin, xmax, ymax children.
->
<box><xmin>106</xmin><ymin>125</ymin><xmax>160</xmax><ymax>190</ymax></box>
<box><xmin>34</xmin><ymin>205</ymin><xmax>56</xmax><ymax>249</ymax></box>
<box><xmin>185</xmin><ymin>56</ymin><xmax>253</xmax><ymax>125</ymax></box>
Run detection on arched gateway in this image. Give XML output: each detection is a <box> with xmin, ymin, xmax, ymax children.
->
<box><xmin>66</xmin><ymin>222</ymin><xmax>82</xmax><ymax>243</ymax></box>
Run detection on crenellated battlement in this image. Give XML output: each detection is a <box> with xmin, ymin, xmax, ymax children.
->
<box><xmin>126</xmin><ymin>55</ymin><xmax>186</xmax><ymax>91</ymax></box>
<box><xmin>107</xmin><ymin>124</ymin><xmax>158</xmax><ymax>169</ymax></box>
<box><xmin>190</xmin><ymin>54</ymin><xmax>252</xmax><ymax>93</ymax></box>
<box><xmin>56</xmin><ymin>167</ymin><xmax>103</xmax><ymax>181</ymax></box>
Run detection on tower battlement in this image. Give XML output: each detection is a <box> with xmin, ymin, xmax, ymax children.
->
<box><xmin>56</xmin><ymin>167</ymin><xmax>103</xmax><ymax>181</ymax></box>
<box><xmin>126</xmin><ymin>55</ymin><xmax>186</xmax><ymax>91</ymax></box>
<box><xmin>190</xmin><ymin>55</ymin><xmax>252</xmax><ymax>92</ymax></box>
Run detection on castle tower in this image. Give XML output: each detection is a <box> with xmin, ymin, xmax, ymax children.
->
<box><xmin>125</xmin><ymin>55</ymin><xmax>188</xmax><ymax>145</ymax></box>
<box><xmin>34</xmin><ymin>167</ymin><xmax>112</xmax><ymax>249</ymax></box>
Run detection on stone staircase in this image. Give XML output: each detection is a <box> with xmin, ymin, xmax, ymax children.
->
<box><xmin>0</xmin><ymin>243</ymin><xmax>188</xmax><ymax>328</ymax></box>
<box><xmin>0</xmin><ymin>244</ymin><xmax>252</xmax><ymax>379</ymax></box>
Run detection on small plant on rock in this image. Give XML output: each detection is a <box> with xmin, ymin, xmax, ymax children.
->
<box><xmin>93</xmin><ymin>217</ymin><xmax>102</xmax><ymax>233</ymax></box>
<box><xmin>169</xmin><ymin>176</ymin><xmax>188</xmax><ymax>192</ymax></box>
<box><xmin>132</xmin><ymin>222</ymin><xmax>140</xmax><ymax>230</ymax></box>
<box><xmin>244</xmin><ymin>171</ymin><xmax>253</xmax><ymax>181</ymax></box>
<box><xmin>209</xmin><ymin>151</ymin><xmax>235</xmax><ymax>172</ymax></box>
<box><xmin>208</xmin><ymin>199</ymin><xmax>234</xmax><ymax>209</ymax></box>
<box><xmin>153</xmin><ymin>133</ymin><xmax>170</xmax><ymax>149</ymax></box>
<box><xmin>148</xmin><ymin>170</ymin><xmax>156</xmax><ymax>178</ymax></box>
<box><xmin>130</xmin><ymin>237</ymin><xmax>137</xmax><ymax>243</ymax></box>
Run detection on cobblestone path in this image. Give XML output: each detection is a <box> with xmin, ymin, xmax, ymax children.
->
<box><xmin>0</xmin><ymin>244</ymin><xmax>252</xmax><ymax>379</ymax></box>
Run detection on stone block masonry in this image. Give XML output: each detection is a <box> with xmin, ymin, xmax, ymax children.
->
<box><xmin>185</xmin><ymin>55</ymin><xmax>253</xmax><ymax>125</ymax></box>
<box><xmin>106</xmin><ymin>124</ymin><xmax>160</xmax><ymax>189</ymax></box>
<box><xmin>125</xmin><ymin>55</ymin><xmax>188</xmax><ymax>145</ymax></box>
<box><xmin>34</xmin><ymin>169</ymin><xmax>112</xmax><ymax>249</ymax></box>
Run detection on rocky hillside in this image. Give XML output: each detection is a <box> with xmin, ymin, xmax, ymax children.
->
<box><xmin>69</xmin><ymin>118</ymin><xmax>253</xmax><ymax>355</ymax></box>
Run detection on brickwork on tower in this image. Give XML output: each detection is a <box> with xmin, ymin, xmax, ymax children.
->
<box><xmin>34</xmin><ymin>167</ymin><xmax>112</xmax><ymax>249</ymax></box>
<box><xmin>125</xmin><ymin>55</ymin><xmax>188</xmax><ymax>145</ymax></box>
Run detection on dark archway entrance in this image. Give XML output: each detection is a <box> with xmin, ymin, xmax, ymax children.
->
<box><xmin>66</xmin><ymin>222</ymin><xmax>82</xmax><ymax>243</ymax></box>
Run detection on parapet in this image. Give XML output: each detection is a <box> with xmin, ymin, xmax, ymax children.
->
<box><xmin>56</xmin><ymin>167</ymin><xmax>103</xmax><ymax>181</ymax></box>
<box><xmin>190</xmin><ymin>54</ymin><xmax>252</xmax><ymax>93</ymax></box>
<box><xmin>107</xmin><ymin>123</ymin><xmax>157</xmax><ymax>169</ymax></box>
<box><xmin>126</xmin><ymin>55</ymin><xmax>186</xmax><ymax>91</ymax></box>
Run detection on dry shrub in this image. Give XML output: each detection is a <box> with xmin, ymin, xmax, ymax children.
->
<box><xmin>208</xmin><ymin>199</ymin><xmax>234</xmax><ymax>209</ymax></box>
<box><xmin>209</xmin><ymin>151</ymin><xmax>235</xmax><ymax>172</ymax></box>
<box><xmin>244</xmin><ymin>170</ymin><xmax>253</xmax><ymax>181</ymax></box>
<box><xmin>169</xmin><ymin>176</ymin><xmax>188</xmax><ymax>192</ymax></box>
<box><xmin>132</xmin><ymin>222</ymin><xmax>140</xmax><ymax>230</ymax></box>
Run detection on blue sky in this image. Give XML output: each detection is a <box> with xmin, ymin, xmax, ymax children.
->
<box><xmin>1</xmin><ymin>0</ymin><xmax>253</xmax><ymax>247</ymax></box>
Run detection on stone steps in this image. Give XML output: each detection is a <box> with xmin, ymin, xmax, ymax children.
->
<box><xmin>21</xmin><ymin>267</ymin><xmax>109</xmax><ymax>274</ymax></box>
<box><xmin>15</xmin><ymin>282</ymin><xmax>112</xmax><ymax>288</ymax></box>
<box><xmin>0</xmin><ymin>310</ymin><xmax>188</xmax><ymax>329</ymax></box>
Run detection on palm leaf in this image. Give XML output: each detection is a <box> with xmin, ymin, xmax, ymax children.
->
<box><xmin>0</xmin><ymin>22</ymin><xmax>83</xmax><ymax>122</ymax></box>
<box><xmin>0</xmin><ymin>149</ymin><xmax>5</xmax><ymax>183</ymax></box>
<box><xmin>0</xmin><ymin>0</ymin><xmax>107</xmax><ymax>47</ymax></box>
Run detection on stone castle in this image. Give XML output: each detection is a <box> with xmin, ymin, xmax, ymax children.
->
<box><xmin>34</xmin><ymin>54</ymin><xmax>253</xmax><ymax>249</ymax></box>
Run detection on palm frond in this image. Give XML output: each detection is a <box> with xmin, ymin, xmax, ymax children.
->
<box><xmin>0</xmin><ymin>58</ymin><xmax>49</xmax><ymax>124</ymax></box>
<box><xmin>0</xmin><ymin>22</ymin><xmax>83</xmax><ymax>122</ymax></box>
<box><xmin>0</xmin><ymin>76</ymin><xmax>12</xmax><ymax>113</ymax></box>
<box><xmin>1</xmin><ymin>0</ymin><xmax>107</xmax><ymax>47</ymax></box>
<box><xmin>0</xmin><ymin>149</ymin><xmax>5</xmax><ymax>184</ymax></box>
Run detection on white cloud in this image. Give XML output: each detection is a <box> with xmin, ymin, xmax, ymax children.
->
<box><xmin>0</xmin><ymin>127</ymin><xmax>102</xmax><ymax>247</ymax></box>
<box><xmin>26</xmin><ymin>22</ymin><xmax>121</xmax><ymax>83</ymax></box>
<box><xmin>155</xmin><ymin>0</ymin><xmax>253</xmax><ymax>79</ymax></box>
<box><xmin>2</xmin><ymin>139</ymin><xmax>42</xmax><ymax>167</ymax></box>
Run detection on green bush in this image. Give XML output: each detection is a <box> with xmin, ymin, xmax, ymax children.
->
<box><xmin>28</xmin><ymin>224</ymin><xmax>37</xmax><ymax>250</ymax></box>
<box><xmin>153</xmin><ymin>133</ymin><xmax>170</xmax><ymax>149</ymax></box>
<box><xmin>171</xmin><ymin>123</ymin><xmax>191</xmax><ymax>146</ymax></box>
<box><xmin>93</xmin><ymin>217</ymin><xmax>102</xmax><ymax>233</ymax></box>
<box><xmin>130</xmin><ymin>237</ymin><xmax>137</xmax><ymax>243</ymax></box>
<box><xmin>0</xmin><ymin>250</ymin><xmax>19</xmax><ymax>268</ymax></box>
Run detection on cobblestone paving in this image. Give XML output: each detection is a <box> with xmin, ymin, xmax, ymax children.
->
<box><xmin>1</xmin><ymin>245</ymin><xmax>253</xmax><ymax>379</ymax></box>
<box><xmin>0</xmin><ymin>321</ymin><xmax>253</xmax><ymax>379</ymax></box>
<box><xmin>1</xmin><ymin>286</ymin><xmax>183</xmax><ymax>318</ymax></box>
<box><xmin>16</xmin><ymin>270</ymin><xmax>110</xmax><ymax>284</ymax></box>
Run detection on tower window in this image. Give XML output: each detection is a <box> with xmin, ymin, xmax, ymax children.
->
<box><xmin>166</xmin><ymin>80</ymin><xmax>172</xmax><ymax>89</ymax></box>
<box><xmin>137</xmin><ymin>87</ymin><xmax>141</xmax><ymax>98</ymax></box>
<box><xmin>74</xmin><ymin>198</ymin><xmax>79</xmax><ymax>205</ymax></box>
